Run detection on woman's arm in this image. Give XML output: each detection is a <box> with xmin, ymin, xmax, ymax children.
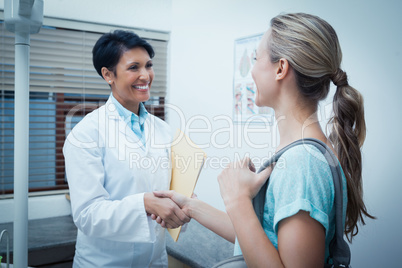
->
<box><xmin>153</xmin><ymin>191</ymin><xmax>236</xmax><ymax>243</ymax></box>
<box><xmin>219</xmin><ymin>157</ymin><xmax>325</xmax><ymax>267</ymax></box>
<box><xmin>226</xmin><ymin>197</ymin><xmax>283</xmax><ymax>267</ymax></box>
<box><xmin>277</xmin><ymin>210</ymin><xmax>325</xmax><ymax>267</ymax></box>
<box><xmin>188</xmin><ymin>197</ymin><xmax>236</xmax><ymax>243</ymax></box>
<box><xmin>226</xmin><ymin>196</ymin><xmax>325</xmax><ymax>267</ymax></box>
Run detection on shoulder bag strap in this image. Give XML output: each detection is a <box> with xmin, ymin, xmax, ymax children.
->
<box><xmin>252</xmin><ymin>138</ymin><xmax>351</xmax><ymax>267</ymax></box>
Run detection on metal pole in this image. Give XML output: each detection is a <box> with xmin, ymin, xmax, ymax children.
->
<box><xmin>0</xmin><ymin>229</ymin><xmax>10</xmax><ymax>268</ymax></box>
<box><xmin>5</xmin><ymin>1</ymin><xmax>43</xmax><ymax>266</ymax></box>
<box><xmin>13</xmin><ymin>31</ymin><xmax>30</xmax><ymax>268</ymax></box>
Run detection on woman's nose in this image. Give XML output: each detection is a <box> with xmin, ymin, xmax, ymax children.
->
<box><xmin>139</xmin><ymin>68</ymin><xmax>150</xmax><ymax>81</ymax></box>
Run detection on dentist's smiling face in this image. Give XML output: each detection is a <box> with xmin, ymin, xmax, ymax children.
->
<box><xmin>111</xmin><ymin>46</ymin><xmax>154</xmax><ymax>114</ymax></box>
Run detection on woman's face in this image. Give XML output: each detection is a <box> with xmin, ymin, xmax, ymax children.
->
<box><xmin>251</xmin><ymin>30</ymin><xmax>278</xmax><ymax>108</ymax></box>
<box><xmin>111</xmin><ymin>47</ymin><xmax>154</xmax><ymax>113</ymax></box>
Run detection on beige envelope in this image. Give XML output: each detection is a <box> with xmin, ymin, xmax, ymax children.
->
<box><xmin>168</xmin><ymin>129</ymin><xmax>206</xmax><ymax>242</ymax></box>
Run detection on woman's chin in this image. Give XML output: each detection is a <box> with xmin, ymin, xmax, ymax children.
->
<box><xmin>255</xmin><ymin>99</ymin><xmax>264</xmax><ymax>107</ymax></box>
<box><xmin>136</xmin><ymin>92</ymin><xmax>150</xmax><ymax>103</ymax></box>
<box><xmin>255</xmin><ymin>98</ymin><xmax>273</xmax><ymax>108</ymax></box>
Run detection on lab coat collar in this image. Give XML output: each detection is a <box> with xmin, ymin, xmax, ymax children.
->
<box><xmin>109</xmin><ymin>93</ymin><xmax>149</xmax><ymax>128</ymax></box>
<box><xmin>104</xmin><ymin>97</ymin><xmax>149</xmax><ymax>154</ymax></box>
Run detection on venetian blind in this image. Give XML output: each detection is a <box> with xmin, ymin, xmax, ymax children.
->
<box><xmin>0</xmin><ymin>16</ymin><xmax>168</xmax><ymax>195</ymax></box>
<box><xmin>0</xmin><ymin>22</ymin><xmax>168</xmax><ymax>96</ymax></box>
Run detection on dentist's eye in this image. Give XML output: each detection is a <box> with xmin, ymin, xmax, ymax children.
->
<box><xmin>129</xmin><ymin>65</ymin><xmax>138</xmax><ymax>70</ymax></box>
<box><xmin>146</xmin><ymin>62</ymin><xmax>153</xmax><ymax>68</ymax></box>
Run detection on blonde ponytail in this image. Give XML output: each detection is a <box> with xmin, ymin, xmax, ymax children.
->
<box><xmin>329</xmin><ymin>71</ymin><xmax>374</xmax><ymax>239</ymax></box>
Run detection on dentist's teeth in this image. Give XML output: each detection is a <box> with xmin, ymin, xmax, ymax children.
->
<box><xmin>134</xmin><ymin>85</ymin><xmax>148</xmax><ymax>89</ymax></box>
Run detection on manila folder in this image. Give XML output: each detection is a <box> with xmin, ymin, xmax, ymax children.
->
<box><xmin>168</xmin><ymin>129</ymin><xmax>206</xmax><ymax>241</ymax></box>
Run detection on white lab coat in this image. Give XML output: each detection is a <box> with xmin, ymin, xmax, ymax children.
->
<box><xmin>63</xmin><ymin>97</ymin><xmax>172</xmax><ymax>267</ymax></box>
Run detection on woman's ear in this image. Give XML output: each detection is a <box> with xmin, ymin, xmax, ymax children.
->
<box><xmin>101</xmin><ymin>67</ymin><xmax>113</xmax><ymax>85</ymax></box>
<box><xmin>275</xmin><ymin>58</ymin><xmax>290</xmax><ymax>81</ymax></box>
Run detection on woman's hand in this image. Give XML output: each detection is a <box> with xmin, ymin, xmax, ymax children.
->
<box><xmin>144</xmin><ymin>192</ymin><xmax>190</xmax><ymax>229</ymax></box>
<box><xmin>217</xmin><ymin>157</ymin><xmax>273</xmax><ymax>209</ymax></box>
<box><xmin>151</xmin><ymin>191</ymin><xmax>237</xmax><ymax>243</ymax></box>
<box><xmin>150</xmin><ymin>190</ymin><xmax>194</xmax><ymax>228</ymax></box>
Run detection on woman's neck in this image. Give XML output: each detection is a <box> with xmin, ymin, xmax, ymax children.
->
<box><xmin>275</xmin><ymin>105</ymin><xmax>327</xmax><ymax>152</ymax></box>
<box><xmin>268</xmin><ymin>71</ymin><xmax>328</xmax><ymax>152</ymax></box>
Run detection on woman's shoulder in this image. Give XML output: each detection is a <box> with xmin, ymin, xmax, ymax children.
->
<box><xmin>268</xmin><ymin>143</ymin><xmax>336</xmax><ymax>214</ymax></box>
<box><xmin>65</xmin><ymin>106</ymin><xmax>106</xmax><ymax>147</ymax></box>
<box><xmin>70</xmin><ymin>106</ymin><xmax>103</xmax><ymax>132</ymax></box>
<box><xmin>271</xmin><ymin>144</ymin><xmax>333</xmax><ymax>185</ymax></box>
<box><xmin>147</xmin><ymin>113</ymin><xmax>172</xmax><ymax>134</ymax></box>
<box><xmin>279</xmin><ymin>144</ymin><xmax>328</xmax><ymax>168</ymax></box>
<box><xmin>147</xmin><ymin>113</ymin><xmax>168</xmax><ymax>125</ymax></box>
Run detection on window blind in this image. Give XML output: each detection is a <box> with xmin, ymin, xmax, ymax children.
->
<box><xmin>1</xmin><ymin>22</ymin><xmax>168</xmax><ymax>96</ymax></box>
<box><xmin>0</xmin><ymin>18</ymin><xmax>168</xmax><ymax>195</ymax></box>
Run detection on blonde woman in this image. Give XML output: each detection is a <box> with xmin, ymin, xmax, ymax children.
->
<box><xmin>154</xmin><ymin>13</ymin><xmax>374</xmax><ymax>267</ymax></box>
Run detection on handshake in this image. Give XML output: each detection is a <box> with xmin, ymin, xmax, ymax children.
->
<box><xmin>144</xmin><ymin>190</ymin><xmax>196</xmax><ymax>229</ymax></box>
<box><xmin>144</xmin><ymin>157</ymin><xmax>273</xmax><ymax>231</ymax></box>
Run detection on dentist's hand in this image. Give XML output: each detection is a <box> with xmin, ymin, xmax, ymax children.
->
<box><xmin>151</xmin><ymin>191</ymin><xmax>195</xmax><ymax>228</ymax></box>
<box><xmin>217</xmin><ymin>157</ymin><xmax>273</xmax><ymax>208</ymax></box>
<box><xmin>144</xmin><ymin>192</ymin><xmax>190</xmax><ymax>229</ymax></box>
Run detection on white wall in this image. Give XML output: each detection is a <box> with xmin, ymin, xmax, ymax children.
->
<box><xmin>0</xmin><ymin>0</ymin><xmax>172</xmax><ymax>31</ymax></box>
<box><xmin>1</xmin><ymin>0</ymin><xmax>401</xmax><ymax>266</ymax></box>
<box><xmin>0</xmin><ymin>194</ymin><xmax>72</xmax><ymax>222</ymax></box>
<box><xmin>43</xmin><ymin>0</ymin><xmax>172</xmax><ymax>32</ymax></box>
<box><xmin>169</xmin><ymin>0</ymin><xmax>402</xmax><ymax>267</ymax></box>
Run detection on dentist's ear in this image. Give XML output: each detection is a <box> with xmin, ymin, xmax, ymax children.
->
<box><xmin>275</xmin><ymin>58</ymin><xmax>290</xmax><ymax>81</ymax></box>
<box><xmin>101</xmin><ymin>67</ymin><xmax>113</xmax><ymax>85</ymax></box>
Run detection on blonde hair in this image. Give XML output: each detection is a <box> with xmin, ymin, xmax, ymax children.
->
<box><xmin>268</xmin><ymin>13</ymin><xmax>374</xmax><ymax>241</ymax></box>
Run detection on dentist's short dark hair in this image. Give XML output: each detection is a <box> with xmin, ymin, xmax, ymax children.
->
<box><xmin>92</xmin><ymin>30</ymin><xmax>155</xmax><ymax>78</ymax></box>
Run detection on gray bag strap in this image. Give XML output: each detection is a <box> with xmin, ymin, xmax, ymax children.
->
<box><xmin>252</xmin><ymin>138</ymin><xmax>351</xmax><ymax>267</ymax></box>
<box><xmin>213</xmin><ymin>138</ymin><xmax>351</xmax><ymax>268</ymax></box>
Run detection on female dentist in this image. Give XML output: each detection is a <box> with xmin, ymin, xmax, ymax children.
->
<box><xmin>63</xmin><ymin>30</ymin><xmax>189</xmax><ymax>267</ymax></box>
